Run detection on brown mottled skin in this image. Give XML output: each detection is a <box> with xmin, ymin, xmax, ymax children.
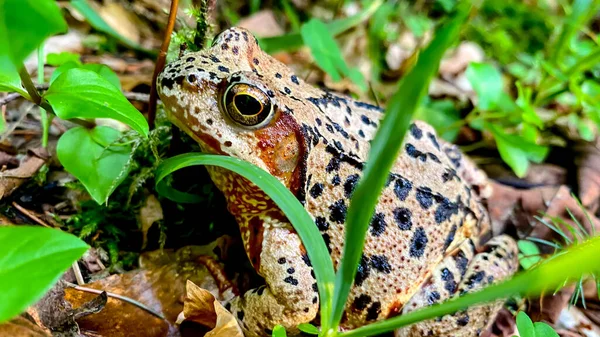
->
<box><xmin>158</xmin><ymin>27</ymin><xmax>519</xmax><ymax>337</ymax></box>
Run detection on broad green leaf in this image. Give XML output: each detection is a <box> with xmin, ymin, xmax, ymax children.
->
<box><xmin>300</xmin><ymin>19</ymin><xmax>367</xmax><ymax>91</ymax></box>
<box><xmin>50</xmin><ymin>63</ymin><xmax>122</xmax><ymax>90</ymax></box>
<box><xmin>337</xmin><ymin>236</ymin><xmax>600</xmax><ymax>337</ymax></box>
<box><xmin>154</xmin><ymin>154</ymin><xmax>336</xmax><ymax>327</ymax></box>
<box><xmin>70</xmin><ymin>0</ymin><xmax>155</xmax><ymax>56</ymax></box>
<box><xmin>0</xmin><ymin>24</ymin><xmax>27</xmax><ymax>96</ymax></box>
<box><xmin>534</xmin><ymin>322</ymin><xmax>560</xmax><ymax>337</ymax></box>
<box><xmin>44</xmin><ymin>69</ymin><xmax>148</xmax><ymax>136</ymax></box>
<box><xmin>0</xmin><ymin>226</ymin><xmax>88</xmax><ymax>323</ymax></box>
<box><xmin>516</xmin><ymin>82</ymin><xmax>543</xmax><ymax>128</ymax></box>
<box><xmin>330</xmin><ymin>6</ymin><xmax>470</xmax><ymax>331</ymax></box>
<box><xmin>260</xmin><ymin>0</ymin><xmax>383</xmax><ymax>54</ymax></box>
<box><xmin>46</xmin><ymin>52</ymin><xmax>81</xmax><ymax>67</ymax></box>
<box><xmin>404</xmin><ymin>14</ymin><xmax>433</xmax><ymax>38</ymax></box>
<box><xmin>487</xmin><ymin>124</ymin><xmax>549</xmax><ymax>177</ymax></box>
<box><xmin>271</xmin><ymin>325</ymin><xmax>287</xmax><ymax>337</ymax></box>
<box><xmin>57</xmin><ymin>126</ymin><xmax>132</xmax><ymax>204</ymax></box>
<box><xmin>466</xmin><ymin>63</ymin><xmax>504</xmax><ymax>111</ymax></box>
<box><xmin>0</xmin><ymin>0</ymin><xmax>67</xmax><ymax>67</ymax></box>
<box><xmin>516</xmin><ymin>312</ymin><xmax>535</xmax><ymax>337</ymax></box>
<box><xmin>297</xmin><ymin>323</ymin><xmax>319</xmax><ymax>335</ymax></box>
<box><xmin>518</xmin><ymin>240</ymin><xmax>542</xmax><ymax>270</ymax></box>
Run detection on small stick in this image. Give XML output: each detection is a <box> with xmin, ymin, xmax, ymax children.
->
<box><xmin>67</xmin><ymin>283</ymin><xmax>166</xmax><ymax>320</ymax></box>
<box><xmin>72</xmin><ymin>261</ymin><xmax>85</xmax><ymax>286</ymax></box>
<box><xmin>147</xmin><ymin>0</ymin><xmax>180</xmax><ymax>129</ymax></box>
<box><xmin>12</xmin><ymin>202</ymin><xmax>52</xmax><ymax>228</ymax></box>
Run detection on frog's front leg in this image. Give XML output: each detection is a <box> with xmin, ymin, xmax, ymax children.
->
<box><xmin>397</xmin><ymin>235</ymin><xmax>518</xmax><ymax>337</ymax></box>
<box><xmin>230</xmin><ymin>225</ymin><xmax>319</xmax><ymax>337</ymax></box>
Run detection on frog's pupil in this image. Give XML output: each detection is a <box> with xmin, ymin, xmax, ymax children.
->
<box><xmin>234</xmin><ymin>94</ymin><xmax>262</xmax><ymax>116</ymax></box>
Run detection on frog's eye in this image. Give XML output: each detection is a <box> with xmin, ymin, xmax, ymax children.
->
<box><xmin>221</xmin><ymin>82</ymin><xmax>274</xmax><ymax>127</ymax></box>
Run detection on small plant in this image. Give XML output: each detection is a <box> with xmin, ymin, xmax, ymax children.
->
<box><xmin>514</xmin><ymin>311</ymin><xmax>559</xmax><ymax>337</ymax></box>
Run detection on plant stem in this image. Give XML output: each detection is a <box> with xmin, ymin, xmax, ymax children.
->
<box><xmin>38</xmin><ymin>46</ymin><xmax>50</xmax><ymax>148</ymax></box>
<box><xmin>147</xmin><ymin>0</ymin><xmax>179</xmax><ymax>130</ymax></box>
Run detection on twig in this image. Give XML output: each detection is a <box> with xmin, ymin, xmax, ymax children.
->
<box><xmin>72</xmin><ymin>261</ymin><xmax>85</xmax><ymax>285</ymax></box>
<box><xmin>67</xmin><ymin>283</ymin><xmax>166</xmax><ymax>320</ymax></box>
<box><xmin>12</xmin><ymin>201</ymin><xmax>52</xmax><ymax>228</ymax></box>
<box><xmin>123</xmin><ymin>92</ymin><xmax>153</xmax><ymax>103</ymax></box>
<box><xmin>147</xmin><ymin>0</ymin><xmax>179</xmax><ymax>129</ymax></box>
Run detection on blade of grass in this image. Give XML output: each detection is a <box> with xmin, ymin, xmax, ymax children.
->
<box><xmin>259</xmin><ymin>0</ymin><xmax>383</xmax><ymax>54</ymax></box>
<box><xmin>154</xmin><ymin>153</ymin><xmax>335</xmax><ymax>326</ymax></box>
<box><xmin>337</xmin><ymin>235</ymin><xmax>600</xmax><ymax>337</ymax></box>
<box><xmin>526</xmin><ymin>237</ymin><xmax>563</xmax><ymax>250</ymax></box>
<box><xmin>549</xmin><ymin>0</ymin><xmax>595</xmax><ymax>65</ymax></box>
<box><xmin>325</xmin><ymin>5</ymin><xmax>470</xmax><ymax>332</ymax></box>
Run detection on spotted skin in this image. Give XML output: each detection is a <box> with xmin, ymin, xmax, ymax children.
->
<box><xmin>157</xmin><ymin>27</ymin><xmax>518</xmax><ymax>337</ymax></box>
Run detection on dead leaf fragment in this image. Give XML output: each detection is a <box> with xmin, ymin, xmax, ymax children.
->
<box><xmin>0</xmin><ymin>316</ymin><xmax>51</xmax><ymax>337</ymax></box>
<box><xmin>576</xmin><ymin>140</ymin><xmax>600</xmax><ymax>213</ymax></box>
<box><xmin>237</xmin><ymin>10</ymin><xmax>284</xmax><ymax>38</ymax></box>
<box><xmin>179</xmin><ymin>280</ymin><xmax>243</xmax><ymax>337</ymax></box>
<box><xmin>0</xmin><ymin>147</ymin><xmax>48</xmax><ymax>200</ymax></box>
<box><xmin>139</xmin><ymin>194</ymin><xmax>163</xmax><ymax>249</ymax></box>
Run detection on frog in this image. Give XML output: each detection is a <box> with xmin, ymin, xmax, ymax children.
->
<box><xmin>157</xmin><ymin>27</ymin><xmax>519</xmax><ymax>337</ymax></box>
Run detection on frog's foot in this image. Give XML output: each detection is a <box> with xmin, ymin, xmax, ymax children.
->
<box><xmin>229</xmin><ymin>226</ymin><xmax>319</xmax><ymax>337</ymax></box>
<box><xmin>397</xmin><ymin>235</ymin><xmax>518</xmax><ymax>337</ymax></box>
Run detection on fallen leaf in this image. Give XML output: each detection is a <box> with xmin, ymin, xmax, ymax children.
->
<box><xmin>0</xmin><ymin>147</ymin><xmax>49</xmax><ymax>200</ymax></box>
<box><xmin>238</xmin><ymin>10</ymin><xmax>284</xmax><ymax>38</ymax></box>
<box><xmin>139</xmin><ymin>194</ymin><xmax>163</xmax><ymax>249</ymax></box>
<box><xmin>575</xmin><ymin>140</ymin><xmax>600</xmax><ymax>213</ymax></box>
<box><xmin>0</xmin><ymin>315</ymin><xmax>51</xmax><ymax>337</ymax></box>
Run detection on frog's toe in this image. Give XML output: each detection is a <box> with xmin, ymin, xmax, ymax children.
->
<box><xmin>397</xmin><ymin>235</ymin><xmax>518</xmax><ymax>337</ymax></box>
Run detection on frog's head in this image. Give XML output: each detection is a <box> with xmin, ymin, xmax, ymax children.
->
<box><xmin>158</xmin><ymin>27</ymin><xmax>307</xmax><ymax>189</ymax></box>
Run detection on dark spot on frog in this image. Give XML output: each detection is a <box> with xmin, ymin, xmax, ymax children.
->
<box><xmin>353</xmin><ymin>294</ymin><xmax>372</xmax><ymax>310</ymax></box>
<box><xmin>311</xmin><ymin>270</ymin><xmax>315</xmax><ymax>279</ymax></box>
<box><xmin>257</xmin><ymin>285</ymin><xmax>266</xmax><ymax>295</ymax></box>
<box><xmin>221</xmin><ymin>43</ymin><xmax>229</xmax><ymax>50</ymax></box>
<box><xmin>301</xmin><ymin>254</ymin><xmax>312</xmax><ymax>267</ymax></box>
<box><xmin>309</xmin><ymin>182</ymin><xmax>324</xmax><ymax>198</ymax></box>
<box><xmin>441</xmin><ymin>268</ymin><xmax>457</xmax><ymax>293</ymax></box>
<box><xmin>358</xmin><ymin>130</ymin><xmax>365</xmax><ymax>138</ymax></box>
<box><xmin>232</xmin><ymin>46</ymin><xmax>239</xmax><ymax>55</ymax></box>
<box><xmin>410</xmin><ymin>227</ymin><xmax>428</xmax><ymax>258</ymax></box>
<box><xmin>427</xmin><ymin>291</ymin><xmax>441</xmax><ymax>305</ymax></box>
<box><xmin>264</xmin><ymin>328</ymin><xmax>272</xmax><ymax>335</ymax></box>
<box><xmin>210</xmin><ymin>55</ymin><xmax>220</xmax><ymax>63</ymax></box>
<box><xmin>394</xmin><ymin>207</ymin><xmax>412</xmax><ymax>230</ymax></box>
<box><xmin>329</xmin><ymin>199</ymin><xmax>347</xmax><ymax>224</ymax></box>
<box><xmin>393</xmin><ymin>175</ymin><xmax>412</xmax><ymax>201</ymax></box>
<box><xmin>313</xmin><ymin>296</ymin><xmax>318</xmax><ymax>304</ymax></box>
<box><xmin>442</xmin><ymin>168</ymin><xmax>458</xmax><ymax>182</ymax></box>
<box><xmin>184</xmin><ymin>65</ymin><xmax>194</xmax><ymax>70</ymax></box>
<box><xmin>369</xmin><ymin>212</ymin><xmax>387</xmax><ymax>236</ymax></box>
<box><xmin>218</xmin><ymin>65</ymin><xmax>230</xmax><ymax>73</ymax></box>
<box><xmin>303</xmin><ymin>307</ymin><xmax>309</xmax><ymax>313</ymax></box>
<box><xmin>284</xmin><ymin>87</ymin><xmax>291</xmax><ymax>94</ymax></box>
<box><xmin>465</xmin><ymin>271</ymin><xmax>485</xmax><ymax>290</ymax></box>
<box><xmin>315</xmin><ymin>118</ymin><xmax>322</xmax><ymax>126</ymax></box>
<box><xmin>326</xmin><ymin>157</ymin><xmax>340</xmax><ymax>173</ymax></box>
<box><xmin>253</xmin><ymin>58</ymin><xmax>259</xmax><ymax>65</ymax></box>
<box><xmin>370</xmin><ymin>255</ymin><xmax>391</xmax><ymax>273</ymax></box>
<box><xmin>275</xmin><ymin>73</ymin><xmax>282</xmax><ymax>79</ymax></box>
<box><xmin>333</xmin><ymin>140</ymin><xmax>344</xmax><ymax>152</ymax></box>
<box><xmin>354</xmin><ymin>255</ymin><xmax>371</xmax><ymax>286</ymax></box>
<box><xmin>456</xmin><ymin>314</ymin><xmax>470</xmax><ymax>326</ymax></box>
<box><xmin>410</xmin><ymin>123</ymin><xmax>423</xmax><ymax>139</ymax></box>
<box><xmin>315</xmin><ymin>216</ymin><xmax>329</xmax><ymax>231</ymax></box>
<box><xmin>331</xmin><ymin>175</ymin><xmax>341</xmax><ymax>186</ymax></box>
<box><xmin>360</xmin><ymin>115</ymin><xmax>372</xmax><ymax>126</ymax></box>
<box><xmin>325</xmin><ymin>124</ymin><xmax>334</xmax><ymax>133</ymax></box>
<box><xmin>322</xmin><ymin>233</ymin><xmax>332</xmax><ymax>253</ymax></box>
<box><xmin>266</xmin><ymin>90</ymin><xmax>274</xmax><ymax>98</ymax></box>
<box><xmin>287</xmin><ymin>267</ymin><xmax>295</xmax><ymax>274</ymax></box>
<box><xmin>416</xmin><ymin>187</ymin><xmax>434</xmax><ymax>209</ymax></box>
<box><xmin>284</xmin><ymin>276</ymin><xmax>299</xmax><ymax>286</ymax></box>
<box><xmin>291</xmin><ymin>75</ymin><xmax>299</xmax><ymax>85</ymax></box>
<box><xmin>444</xmin><ymin>224</ymin><xmax>457</xmax><ymax>250</ymax></box>
<box><xmin>206</xmin><ymin>119</ymin><xmax>213</xmax><ymax>125</ymax></box>
<box><xmin>366</xmin><ymin>302</ymin><xmax>381</xmax><ymax>321</ymax></box>
<box><xmin>355</xmin><ymin>100</ymin><xmax>384</xmax><ymax>113</ymax></box>
<box><xmin>406</xmin><ymin>143</ymin><xmax>427</xmax><ymax>162</ymax></box>
<box><xmin>435</xmin><ymin>198</ymin><xmax>459</xmax><ymax>224</ymax></box>
<box><xmin>332</xmin><ymin>122</ymin><xmax>349</xmax><ymax>139</ymax></box>
<box><xmin>186</xmin><ymin>57</ymin><xmax>195</xmax><ymax>62</ymax></box>
<box><xmin>237</xmin><ymin>310</ymin><xmax>244</xmax><ymax>321</ymax></box>
<box><xmin>343</xmin><ymin>174</ymin><xmax>359</xmax><ymax>198</ymax></box>
<box><xmin>428</xmin><ymin>153</ymin><xmax>441</xmax><ymax>163</ymax></box>
<box><xmin>278</xmin><ymin>257</ymin><xmax>286</xmax><ymax>264</ymax></box>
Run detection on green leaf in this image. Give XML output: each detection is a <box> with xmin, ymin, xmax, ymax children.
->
<box><xmin>297</xmin><ymin>323</ymin><xmax>319</xmax><ymax>335</ymax></box>
<box><xmin>46</xmin><ymin>52</ymin><xmax>81</xmax><ymax>67</ymax></box>
<box><xmin>549</xmin><ymin>0</ymin><xmax>597</xmax><ymax>65</ymax></box>
<box><xmin>300</xmin><ymin>19</ymin><xmax>367</xmax><ymax>91</ymax></box>
<box><xmin>329</xmin><ymin>5</ymin><xmax>470</xmax><ymax>331</ymax></box>
<box><xmin>415</xmin><ymin>98</ymin><xmax>461</xmax><ymax>142</ymax></box>
<box><xmin>259</xmin><ymin>0</ymin><xmax>383</xmax><ymax>54</ymax></box>
<box><xmin>50</xmin><ymin>63</ymin><xmax>122</xmax><ymax>90</ymax></box>
<box><xmin>154</xmin><ymin>154</ymin><xmax>336</xmax><ymax>327</ymax></box>
<box><xmin>70</xmin><ymin>0</ymin><xmax>155</xmax><ymax>56</ymax></box>
<box><xmin>518</xmin><ymin>240</ymin><xmax>542</xmax><ymax>270</ymax></box>
<box><xmin>487</xmin><ymin>124</ymin><xmax>549</xmax><ymax>177</ymax></box>
<box><xmin>44</xmin><ymin>68</ymin><xmax>148</xmax><ymax>136</ymax></box>
<box><xmin>534</xmin><ymin>322</ymin><xmax>560</xmax><ymax>337</ymax></box>
<box><xmin>337</xmin><ymin>236</ymin><xmax>600</xmax><ymax>337</ymax></box>
<box><xmin>466</xmin><ymin>63</ymin><xmax>504</xmax><ymax>111</ymax></box>
<box><xmin>516</xmin><ymin>82</ymin><xmax>543</xmax><ymax>128</ymax></box>
<box><xmin>0</xmin><ymin>226</ymin><xmax>88</xmax><ymax>323</ymax></box>
<box><xmin>0</xmin><ymin>0</ymin><xmax>67</xmax><ymax>67</ymax></box>
<box><xmin>404</xmin><ymin>14</ymin><xmax>433</xmax><ymax>38</ymax></box>
<box><xmin>271</xmin><ymin>325</ymin><xmax>287</xmax><ymax>337</ymax></box>
<box><xmin>516</xmin><ymin>312</ymin><xmax>535</xmax><ymax>337</ymax></box>
<box><xmin>57</xmin><ymin>126</ymin><xmax>132</xmax><ymax>204</ymax></box>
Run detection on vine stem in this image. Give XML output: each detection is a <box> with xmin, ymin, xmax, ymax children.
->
<box><xmin>17</xmin><ymin>65</ymin><xmax>95</xmax><ymax>129</ymax></box>
<box><xmin>147</xmin><ymin>0</ymin><xmax>179</xmax><ymax>129</ymax></box>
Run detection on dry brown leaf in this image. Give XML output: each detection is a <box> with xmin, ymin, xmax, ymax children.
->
<box><xmin>576</xmin><ymin>140</ymin><xmax>600</xmax><ymax>213</ymax></box>
<box><xmin>0</xmin><ymin>316</ymin><xmax>51</xmax><ymax>337</ymax></box>
<box><xmin>237</xmin><ymin>10</ymin><xmax>284</xmax><ymax>38</ymax></box>
<box><xmin>179</xmin><ymin>280</ymin><xmax>243</xmax><ymax>337</ymax></box>
<box><xmin>98</xmin><ymin>2</ymin><xmax>142</xmax><ymax>44</ymax></box>
<box><xmin>0</xmin><ymin>148</ymin><xmax>49</xmax><ymax>200</ymax></box>
<box><xmin>139</xmin><ymin>194</ymin><xmax>164</xmax><ymax>249</ymax></box>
